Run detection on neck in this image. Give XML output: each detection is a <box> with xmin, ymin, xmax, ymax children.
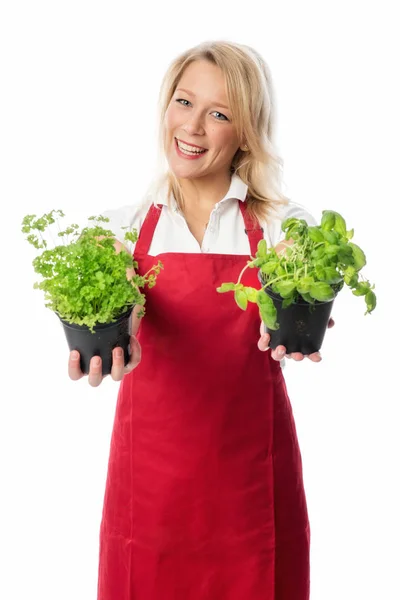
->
<box><xmin>179</xmin><ymin>172</ymin><xmax>232</xmax><ymax>210</ymax></box>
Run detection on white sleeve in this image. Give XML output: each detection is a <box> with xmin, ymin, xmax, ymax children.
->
<box><xmin>100</xmin><ymin>200</ymin><xmax>150</xmax><ymax>255</ymax></box>
<box><xmin>265</xmin><ymin>201</ymin><xmax>317</xmax><ymax>247</ymax></box>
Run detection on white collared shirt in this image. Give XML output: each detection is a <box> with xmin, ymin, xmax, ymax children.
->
<box><xmin>101</xmin><ymin>174</ymin><xmax>316</xmax><ymax>256</ymax></box>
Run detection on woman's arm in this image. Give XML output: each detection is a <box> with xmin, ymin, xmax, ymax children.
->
<box><xmin>113</xmin><ymin>239</ymin><xmax>143</xmax><ymax>337</ymax></box>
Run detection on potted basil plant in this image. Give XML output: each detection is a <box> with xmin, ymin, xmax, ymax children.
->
<box><xmin>217</xmin><ymin>210</ymin><xmax>376</xmax><ymax>354</ymax></box>
<box><xmin>22</xmin><ymin>210</ymin><xmax>163</xmax><ymax>374</ymax></box>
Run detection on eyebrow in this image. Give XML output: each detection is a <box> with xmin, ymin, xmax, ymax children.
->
<box><xmin>175</xmin><ymin>88</ymin><xmax>230</xmax><ymax>111</ymax></box>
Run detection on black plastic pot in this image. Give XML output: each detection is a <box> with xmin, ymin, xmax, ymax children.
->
<box><xmin>258</xmin><ymin>274</ymin><xmax>335</xmax><ymax>354</ymax></box>
<box><xmin>58</xmin><ymin>307</ymin><xmax>133</xmax><ymax>375</ymax></box>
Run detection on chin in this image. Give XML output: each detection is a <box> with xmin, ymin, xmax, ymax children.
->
<box><xmin>167</xmin><ymin>158</ymin><xmax>200</xmax><ymax>180</ymax></box>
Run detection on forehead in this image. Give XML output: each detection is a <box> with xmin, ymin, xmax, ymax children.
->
<box><xmin>177</xmin><ymin>60</ymin><xmax>229</xmax><ymax>105</ymax></box>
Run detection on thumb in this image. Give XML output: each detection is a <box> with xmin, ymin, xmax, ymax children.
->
<box><xmin>259</xmin><ymin>318</ymin><xmax>267</xmax><ymax>337</ymax></box>
<box><xmin>125</xmin><ymin>336</ymin><xmax>142</xmax><ymax>372</ymax></box>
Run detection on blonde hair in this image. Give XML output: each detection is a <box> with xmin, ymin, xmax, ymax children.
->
<box><xmin>151</xmin><ymin>40</ymin><xmax>289</xmax><ymax>224</ymax></box>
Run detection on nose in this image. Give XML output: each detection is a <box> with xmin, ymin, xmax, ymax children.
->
<box><xmin>182</xmin><ymin>111</ymin><xmax>206</xmax><ymax>136</ymax></box>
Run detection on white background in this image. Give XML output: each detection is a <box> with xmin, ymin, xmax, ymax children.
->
<box><xmin>1</xmin><ymin>1</ymin><xmax>398</xmax><ymax>599</ymax></box>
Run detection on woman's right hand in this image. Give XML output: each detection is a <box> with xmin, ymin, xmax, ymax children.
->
<box><xmin>68</xmin><ymin>335</ymin><xmax>142</xmax><ymax>387</ymax></box>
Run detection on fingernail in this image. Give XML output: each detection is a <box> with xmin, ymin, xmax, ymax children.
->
<box><xmin>115</xmin><ymin>348</ymin><xmax>123</xmax><ymax>358</ymax></box>
<box><xmin>277</xmin><ymin>349</ymin><xmax>285</xmax><ymax>358</ymax></box>
<box><xmin>71</xmin><ymin>351</ymin><xmax>79</xmax><ymax>360</ymax></box>
<box><xmin>93</xmin><ymin>357</ymin><xmax>101</xmax><ymax>366</ymax></box>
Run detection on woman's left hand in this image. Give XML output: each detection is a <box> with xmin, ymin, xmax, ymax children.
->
<box><xmin>257</xmin><ymin>318</ymin><xmax>335</xmax><ymax>362</ymax></box>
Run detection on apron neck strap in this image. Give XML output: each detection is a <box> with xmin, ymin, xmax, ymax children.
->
<box><xmin>134</xmin><ymin>204</ymin><xmax>163</xmax><ymax>256</ymax></box>
<box><xmin>239</xmin><ymin>200</ymin><xmax>264</xmax><ymax>256</ymax></box>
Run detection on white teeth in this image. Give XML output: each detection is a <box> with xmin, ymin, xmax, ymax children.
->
<box><xmin>177</xmin><ymin>140</ymin><xmax>206</xmax><ymax>154</ymax></box>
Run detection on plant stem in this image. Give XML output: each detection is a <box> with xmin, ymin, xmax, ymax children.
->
<box><xmin>39</xmin><ymin>230</ymin><xmax>46</xmax><ymax>248</ymax></box>
<box><xmin>237</xmin><ymin>261</ymin><xmax>253</xmax><ymax>284</ymax></box>
<box><xmin>142</xmin><ymin>264</ymin><xmax>157</xmax><ymax>279</ymax></box>
<box><xmin>261</xmin><ymin>273</ymin><xmax>289</xmax><ymax>291</ymax></box>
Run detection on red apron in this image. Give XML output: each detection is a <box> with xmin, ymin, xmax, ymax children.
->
<box><xmin>98</xmin><ymin>201</ymin><xmax>310</xmax><ymax>600</ymax></box>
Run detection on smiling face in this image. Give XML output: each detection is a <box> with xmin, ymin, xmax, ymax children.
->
<box><xmin>164</xmin><ymin>60</ymin><xmax>241</xmax><ymax>183</ymax></box>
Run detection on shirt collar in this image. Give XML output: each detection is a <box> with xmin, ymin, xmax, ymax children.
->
<box><xmin>155</xmin><ymin>173</ymin><xmax>248</xmax><ymax>207</ymax></box>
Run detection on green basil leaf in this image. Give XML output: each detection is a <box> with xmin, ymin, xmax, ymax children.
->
<box><xmin>274</xmin><ymin>280</ymin><xmax>296</xmax><ymax>298</ymax></box>
<box><xmin>344</xmin><ymin>266</ymin><xmax>358</xmax><ymax>286</ymax></box>
<box><xmin>309</xmin><ymin>282</ymin><xmax>335</xmax><ymax>302</ymax></box>
<box><xmin>299</xmin><ymin>291</ymin><xmax>314</xmax><ymax>304</ymax></box>
<box><xmin>257</xmin><ymin>290</ymin><xmax>278</xmax><ymax>330</ymax></box>
<box><xmin>257</xmin><ymin>290</ymin><xmax>270</xmax><ymax>305</ymax></box>
<box><xmin>352</xmin><ymin>281</ymin><xmax>370</xmax><ymax>296</ymax></box>
<box><xmin>322</xmin><ymin>267</ymin><xmax>342</xmax><ymax>284</ymax></box>
<box><xmin>216</xmin><ymin>282</ymin><xmax>236</xmax><ymax>293</ymax></box>
<box><xmin>281</xmin><ymin>217</ymin><xmax>299</xmax><ymax>232</ymax></box>
<box><xmin>244</xmin><ymin>286</ymin><xmax>258</xmax><ymax>303</ymax></box>
<box><xmin>234</xmin><ymin>288</ymin><xmax>248</xmax><ymax>310</ymax></box>
<box><xmin>296</xmin><ymin>276</ymin><xmax>314</xmax><ymax>294</ymax></box>
<box><xmin>348</xmin><ymin>242</ymin><xmax>366</xmax><ymax>271</ymax></box>
<box><xmin>282</xmin><ymin>294</ymin><xmax>295</xmax><ymax>309</ymax></box>
<box><xmin>261</xmin><ymin>261</ymin><xmax>278</xmax><ymax>275</ymax></box>
<box><xmin>333</xmin><ymin>212</ymin><xmax>347</xmax><ymax>237</ymax></box>
<box><xmin>337</xmin><ymin>244</ymin><xmax>353</xmax><ymax>258</ymax></box>
<box><xmin>365</xmin><ymin>290</ymin><xmax>377</xmax><ymax>313</ymax></box>
<box><xmin>321</xmin><ymin>210</ymin><xmax>336</xmax><ymax>231</ymax></box>
<box><xmin>308</xmin><ymin>226</ymin><xmax>325</xmax><ymax>243</ymax></box>
<box><xmin>257</xmin><ymin>239</ymin><xmax>268</xmax><ymax>259</ymax></box>
<box><xmin>276</xmin><ymin>265</ymin><xmax>286</xmax><ymax>277</ymax></box>
<box><xmin>323</xmin><ymin>245</ymin><xmax>339</xmax><ymax>260</ymax></box>
<box><xmin>252</xmin><ymin>257</ymin><xmax>265</xmax><ymax>267</ymax></box>
<box><xmin>322</xmin><ymin>229</ymin><xmax>339</xmax><ymax>244</ymax></box>
<box><xmin>311</xmin><ymin>246</ymin><xmax>326</xmax><ymax>260</ymax></box>
<box><xmin>337</xmin><ymin>245</ymin><xmax>355</xmax><ymax>266</ymax></box>
<box><xmin>315</xmin><ymin>264</ymin><xmax>325</xmax><ymax>280</ymax></box>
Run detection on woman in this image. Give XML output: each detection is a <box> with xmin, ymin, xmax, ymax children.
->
<box><xmin>69</xmin><ymin>40</ymin><xmax>331</xmax><ymax>600</ymax></box>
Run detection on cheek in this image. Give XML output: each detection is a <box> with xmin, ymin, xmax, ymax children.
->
<box><xmin>163</xmin><ymin>110</ymin><xmax>176</xmax><ymax>149</ymax></box>
<box><xmin>214</xmin><ymin>129</ymin><xmax>240</xmax><ymax>154</ymax></box>
<box><xmin>165</xmin><ymin>104</ymin><xmax>179</xmax><ymax>131</ymax></box>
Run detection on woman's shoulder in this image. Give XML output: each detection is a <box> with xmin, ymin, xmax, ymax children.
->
<box><xmin>274</xmin><ymin>199</ymin><xmax>317</xmax><ymax>223</ymax></box>
<box><xmin>263</xmin><ymin>200</ymin><xmax>317</xmax><ymax>246</ymax></box>
<box><xmin>101</xmin><ymin>195</ymin><xmax>152</xmax><ymax>253</ymax></box>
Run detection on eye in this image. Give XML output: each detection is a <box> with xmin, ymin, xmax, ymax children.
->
<box><xmin>212</xmin><ymin>111</ymin><xmax>229</xmax><ymax>122</ymax></box>
<box><xmin>176</xmin><ymin>98</ymin><xmax>191</xmax><ymax>107</ymax></box>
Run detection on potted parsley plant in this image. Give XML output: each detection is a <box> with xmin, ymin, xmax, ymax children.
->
<box><xmin>22</xmin><ymin>210</ymin><xmax>163</xmax><ymax>374</ymax></box>
<box><xmin>217</xmin><ymin>210</ymin><xmax>376</xmax><ymax>354</ymax></box>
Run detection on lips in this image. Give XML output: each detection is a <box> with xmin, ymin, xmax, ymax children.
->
<box><xmin>175</xmin><ymin>137</ymin><xmax>208</xmax><ymax>152</ymax></box>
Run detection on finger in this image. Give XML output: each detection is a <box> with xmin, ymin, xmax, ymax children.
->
<box><xmin>271</xmin><ymin>345</ymin><xmax>287</xmax><ymax>361</ymax></box>
<box><xmin>258</xmin><ymin>332</ymin><xmax>270</xmax><ymax>352</ymax></box>
<box><xmin>68</xmin><ymin>350</ymin><xmax>84</xmax><ymax>381</ymax></box>
<box><xmin>259</xmin><ymin>320</ymin><xmax>265</xmax><ymax>337</ymax></box>
<box><xmin>288</xmin><ymin>352</ymin><xmax>304</xmax><ymax>361</ymax></box>
<box><xmin>124</xmin><ymin>336</ymin><xmax>142</xmax><ymax>373</ymax></box>
<box><xmin>88</xmin><ymin>355</ymin><xmax>103</xmax><ymax>387</ymax></box>
<box><xmin>308</xmin><ymin>352</ymin><xmax>322</xmax><ymax>362</ymax></box>
<box><xmin>328</xmin><ymin>317</ymin><xmax>335</xmax><ymax>328</ymax></box>
<box><xmin>110</xmin><ymin>347</ymin><xmax>125</xmax><ymax>381</ymax></box>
